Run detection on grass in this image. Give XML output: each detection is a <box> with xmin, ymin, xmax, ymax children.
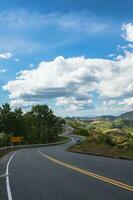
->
<box><xmin>56</xmin><ymin>135</ymin><xmax>70</xmax><ymax>142</ymax></box>
<box><xmin>68</xmin><ymin>119</ymin><xmax>133</xmax><ymax>160</ymax></box>
<box><xmin>68</xmin><ymin>137</ymin><xmax>133</xmax><ymax>160</ymax></box>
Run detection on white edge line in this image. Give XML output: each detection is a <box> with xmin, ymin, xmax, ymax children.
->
<box><xmin>6</xmin><ymin>152</ymin><xmax>18</xmax><ymax>200</ymax></box>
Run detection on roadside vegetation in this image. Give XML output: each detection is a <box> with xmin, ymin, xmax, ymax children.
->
<box><xmin>0</xmin><ymin>135</ymin><xmax>69</xmax><ymax>158</ymax></box>
<box><xmin>68</xmin><ymin>119</ymin><xmax>133</xmax><ymax>160</ymax></box>
<box><xmin>0</xmin><ymin>103</ymin><xmax>66</xmax><ymax>147</ymax></box>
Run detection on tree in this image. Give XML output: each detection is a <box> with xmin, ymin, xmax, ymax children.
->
<box><xmin>24</xmin><ymin>111</ymin><xmax>39</xmax><ymax>144</ymax></box>
<box><xmin>0</xmin><ymin>103</ymin><xmax>13</xmax><ymax>134</ymax></box>
<box><xmin>0</xmin><ymin>103</ymin><xmax>64</xmax><ymax>145</ymax></box>
<box><xmin>30</xmin><ymin>105</ymin><xmax>58</xmax><ymax>143</ymax></box>
<box><xmin>12</xmin><ymin>108</ymin><xmax>26</xmax><ymax>136</ymax></box>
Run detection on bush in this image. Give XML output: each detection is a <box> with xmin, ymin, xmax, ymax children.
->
<box><xmin>74</xmin><ymin>128</ymin><xmax>89</xmax><ymax>136</ymax></box>
<box><xmin>87</xmin><ymin>125</ymin><xmax>96</xmax><ymax>135</ymax></box>
<box><xmin>103</xmin><ymin>135</ymin><xmax>115</xmax><ymax>146</ymax></box>
<box><xmin>0</xmin><ymin>134</ymin><xmax>11</xmax><ymax>147</ymax></box>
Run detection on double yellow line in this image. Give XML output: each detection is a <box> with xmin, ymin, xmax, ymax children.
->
<box><xmin>39</xmin><ymin>151</ymin><xmax>133</xmax><ymax>192</ymax></box>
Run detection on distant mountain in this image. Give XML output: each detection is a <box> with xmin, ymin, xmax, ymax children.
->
<box><xmin>65</xmin><ymin>115</ymin><xmax>116</xmax><ymax>121</ymax></box>
<box><xmin>65</xmin><ymin>110</ymin><xmax>133</xmax><ymax>121</ymax></box>
<box><xmin>94</xmin><ymin>115</ymin><xmax>117</xmax><ymax>121</ymax></box>
<box><xmin>119</xmin><ymin>111</ymin><xmax>133</xmax><ymax>120</ymax></box>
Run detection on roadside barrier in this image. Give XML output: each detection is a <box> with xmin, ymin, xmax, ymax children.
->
<box><xmin>0</xmin><ymin>137</ymin><xmax>71</xmax><ymax>154</ymax></box>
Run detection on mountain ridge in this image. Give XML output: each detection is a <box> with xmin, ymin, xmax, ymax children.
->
<box><xmin>65</xmin><ymin>110</ymin><xmax>133</xmax><ymax>121</ymax></box>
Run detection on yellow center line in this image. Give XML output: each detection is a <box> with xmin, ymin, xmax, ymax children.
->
<box><xmin>39</xmin><ymin>150</ymin><xmax>133</xmax><ymax>192</ymax></box>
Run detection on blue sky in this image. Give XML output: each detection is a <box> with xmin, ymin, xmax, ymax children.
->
<box><xmin>0</xmin><ymin>0</ymin><xmax>133</xmax><ymax>116</ymax></box>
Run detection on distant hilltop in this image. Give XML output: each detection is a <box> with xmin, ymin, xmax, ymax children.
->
<box><xmin>65</xmin><ymin>110</ymin><xmax>133</xmax><ymax>121</ymax></box>
<box><xmin>119</xmin><ymin>110</ymin><xmax>133</xmax><ymax>120</ymax></box>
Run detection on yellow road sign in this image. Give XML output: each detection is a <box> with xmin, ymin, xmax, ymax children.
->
<box><xmin>11</xmin><ymin>136</ymin><xmax>22</xmax><ymax>143</ymax></box>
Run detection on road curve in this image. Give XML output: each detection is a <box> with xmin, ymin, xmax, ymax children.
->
<box><xmin>0</xmin><ymin>135</ymin><xmax>133</xmax><ymax>200</ymax></box>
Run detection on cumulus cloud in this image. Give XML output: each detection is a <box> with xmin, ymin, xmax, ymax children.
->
<box><xmin>122</xmin><ymin>23</ymin><xmax>133</xmax><ymax>42</ymax></box>
<box><xmin>3</xmin><ymin>56</ymin><xmax>98</xmax><ymax>109</ymax></box>
<box><xmin>0</xmin><ymin>52</ymin><xmax>12</xmax><ymax>59</ymax></box>
<box><xmin>3</xmin><ymin>49</ymin><xmax>133</xmax><ymax>113</ymax></box>
<box><xmin>3</xmin><ymin>22</ymin><xmax>133</xmax><ymax>115</ymax></box>
<box><xmin>56</xmin><ymin>97</ymin><xmax>93</xmax><ymax>111</ymax></box>
<box><xmin>9</xmin><ymin>99</ymin><xmax>37</xmax><ymax>108</ymax></box>
<box><xmin>98</xmin><ymin>52</ymin><xmax>133</xmax><ymax>98</ymax></box>
<box><xmin>118</xmin><ymin>97</ymin><xmax>133</xmax><ymax>107</ymax></box>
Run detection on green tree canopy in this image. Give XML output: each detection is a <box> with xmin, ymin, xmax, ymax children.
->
<box><xmin>0</xmin><ymin>103</ymin><xmax>65</xmax><ymax>146</ymax></box>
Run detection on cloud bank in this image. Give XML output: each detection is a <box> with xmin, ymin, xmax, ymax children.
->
<box><xmin>3</xmin><ymin>23</ymin><xmax>133</xmax><ymax>116</ymax></box>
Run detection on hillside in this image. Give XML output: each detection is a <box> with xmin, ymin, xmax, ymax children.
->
<box><xmin>119</xmin><ymin>111</ymin><xmax>133</xmax><ymax>120</ymax></box>
<box><xmin>66</xmin><ymin>111</ymin><xmax>133</xmax><ymax>121</ymax></box>
<box><xmin>68</xmin><ymin>115</ymin><xmax>133</xmax><ymax>160</ymax></box>
<box><xmin>65</xmin><ymin>115</ymin><xmax>116</xmax><ymax>121</ymax></box>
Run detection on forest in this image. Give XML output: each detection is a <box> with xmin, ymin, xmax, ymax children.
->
<box><xmin>0</xmin><ymin>103</ymin><xmax>65</xmax><ymax>147</ymax></box>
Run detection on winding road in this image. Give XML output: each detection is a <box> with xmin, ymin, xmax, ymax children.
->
<box><xmin>0</xmin><ymin>135</ymin><xmax>133</xmax><ymax>200</ymax></box>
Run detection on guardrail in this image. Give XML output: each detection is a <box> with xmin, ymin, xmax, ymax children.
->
<box><xmin>0</xmin><ymin>146</ymin><xmax>11</xmax><ymax>151</ymax></box>
<box><xmin>0</xmin><ymin>126</ymin><xmax>74</xmax><ymax>154</ymax></box>
<box><xmin>0</xmin><ymin>137</ymin><xmax>71</xmax><ymax>153</ymax></box>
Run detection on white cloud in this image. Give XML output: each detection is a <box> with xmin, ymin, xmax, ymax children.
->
<box><xmin>56</xmin><ymin>96</ymin><xmax>93</xmax><ymax>111</ymax></box>
<box><xmin>108</xmin><ymin>54</ymin><xmax>115</xmax><ymax>58</ymax></box>
<box><xmin>2</xmin><ymin>22</ymin><xmax>133</xmax><ymax>115</ymax></box>
<box><xmin>98</xmin><ymin>52</ymin><xmax>133</xmax><ymax>99</ymax></box>
<box><xmin>0</xmin><ymin>9</ymin><xmax>114</xmax><ymax>53</ymax></box>
<box><xmin>3</xmin><ymin>56</ymin><xmax>99</xmax><ymax>109</ymax></box>
<box><xmin>0</xmin><ymin>69</ymin><xmax>6</xmax><ymax>73</ymax></box>
<box><xmin>15</xmin><ymin>58</ymin><xmax>20</xmax><ymax>62</ymax></box>
<box><xmin>122</xmin><ymin>23</ymin><xmax>133</xmax><ymax>42</ymax></box>
<box><xmin>0</xmin><ymin>9</ymin><xmax>110</xmax><ymax>34</ymax></box>
<box><xmin>3</xmin><ymin>50</ymin><xmax>133</xmax><ymax>113</ymax></box>
<box><xmin>0</xmin><ymin>52</ymin><xmax>12</xmax><ymax>59</ymax></box>
<box><xmin>118</xmin><ymin>97</ymin><xmax>133</xmax><ymax>107</ymax></box>
<box><xmin>9</xmin><ymin>99</ymin><xmax>37</xmax><ymax>108</ymax></box>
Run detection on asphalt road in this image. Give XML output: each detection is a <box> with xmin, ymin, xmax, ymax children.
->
<box><xmin>0</xmin><ymin>135</ymin><xmax>133</xmax><ymax>200</ymax></box>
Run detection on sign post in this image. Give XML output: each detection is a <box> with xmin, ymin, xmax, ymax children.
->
<box><xmin>10</xmin><ymin>136</ymin><xmax>23</xmax><ymax>146</ymax></box>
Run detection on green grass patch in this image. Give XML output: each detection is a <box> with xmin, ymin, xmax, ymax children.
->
<box><xmin>56</xmin><ymin>135</ymin><xmax>70</xmax><ymax>142</ymax></box>
<box><xmin>68</xmin><ymin>119</ymin><xmax>133</xmax><ymax>160</ymax></box>
<box><xmin>68</xmin><ymin>137</ymin><xmax>133</xmax><ymax>160</ymax></box>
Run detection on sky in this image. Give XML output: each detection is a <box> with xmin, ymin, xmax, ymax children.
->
<box><xmin>0</xmin><ymin>0</ymin><xmax>133</xmax><ymax>117</ymax></box>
